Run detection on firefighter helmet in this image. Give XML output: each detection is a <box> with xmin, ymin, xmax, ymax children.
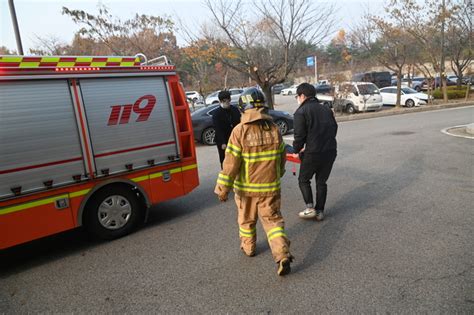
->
<box><xmin>238</xmin><ymin>87</ymin><xmax>266</xmax><ymax>111</ymax></box>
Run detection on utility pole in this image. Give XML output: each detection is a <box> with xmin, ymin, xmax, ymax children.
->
<box><xmin>8</xmin><ymin>0</ymin><xmax>24</xmax><ymax>55</ymax></box>
<box><xmin>440</xmin><ymin>0</ymin><xmax>448</xmax><ymax>102</ymax></box>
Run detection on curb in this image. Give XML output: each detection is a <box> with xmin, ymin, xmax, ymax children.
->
<box><xmin>441</xmin><ymin>125</ymin><xmax>474</xmax><ymax>140</ymax></box>
<box><xmin>334</xmin><ymin>101</ymin><xmax>474</xmax><ymax>123</ymax></box>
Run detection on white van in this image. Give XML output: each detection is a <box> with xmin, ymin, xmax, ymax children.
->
<box><xmin>334</xmin><ymin>82</ymin><xmax>383</xmax><ymax>114</ymax></box>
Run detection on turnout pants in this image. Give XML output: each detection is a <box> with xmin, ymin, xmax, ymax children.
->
<box><xmin>298</xmin><ymin>151</ymin><xmax>336</xmax><ymax>211</ymax></box>
<box><xmin>235</xmin><ymin>194</ymin><xmax>291</xmax><ymax>263</ymax></box>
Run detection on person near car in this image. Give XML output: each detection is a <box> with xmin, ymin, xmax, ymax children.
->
<box><xmin>212</xmin><ymin>90</ymin><xmax>241</xmax><ymax>168</ymax></box>
<box><xmin>214</xmin><ymin>88</ymin><xmax>293</xmax><ymax>276</ymax></box>
<box><xmin>293</xmin><ymin>83</ymin><xmax>338</xmax><ymax>221</ymax></box>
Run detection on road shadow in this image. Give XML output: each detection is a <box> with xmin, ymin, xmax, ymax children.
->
<box><xmin>0</xmin><ymin>179</ymin><xmax>217</xmax><ymax>277</ymax></box>
<box><xmin>253</xmin><ymin>154</ymin><xmax>424</xmax><ymax>272</ymax></box>
<box><xmin>291</xmin><ymin>154</ymin><xmax>424</xmax><ymax>273</ymax></box>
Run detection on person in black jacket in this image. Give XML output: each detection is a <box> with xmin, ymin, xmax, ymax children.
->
<box><xmin>212</xmin><ymin>90</ymin><xmax>241</xmax><ymax>168</ymax></box>
<box><xmin>292</xmin><ymin>83</ymin><xmax>338</xmax><ymax>221</ymax></box>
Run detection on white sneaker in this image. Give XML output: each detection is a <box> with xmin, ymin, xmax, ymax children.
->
<box><xmin>299</xmin><ymin>208</ymin><xmax>316</xmax><ymax>219</ymax></box>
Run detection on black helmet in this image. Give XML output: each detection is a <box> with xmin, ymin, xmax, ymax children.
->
<box><xmin>238</xmin><ymin>87</ymin><xmax>266</xmax><ymax>111</ymax></box>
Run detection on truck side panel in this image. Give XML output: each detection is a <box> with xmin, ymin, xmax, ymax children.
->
<box><xmin>79</xmin><ymin>77</ymin><xmax>179</xmax><ymax>176</ymax></box>
<box><xmin>0</xmin><ymin>80</ymin><xmax>86</xmax><ymax>199</ymax></box>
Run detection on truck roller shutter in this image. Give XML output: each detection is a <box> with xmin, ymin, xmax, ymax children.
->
<box><xmin>0</xmin><ymin>80</ymin><xmax>85</xmax><ymax>198</ymax></box>
<box><xmin>79</xmin><ymin>76</ymin><xmax>179</xmax><ymax>175</ymax></box>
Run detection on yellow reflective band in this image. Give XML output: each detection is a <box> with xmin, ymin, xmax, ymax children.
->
<box><xmin>75</xmin><ymin>57</ymin><xmax>93</xmax><ymax>62</ymax></box>
<box><xmin>268</xmin><ymin>232</ymin><xmax>287</xmax><ymax>241</ymax></box>
<box><xmin>70</xmin><ymin>189</ymin><xmax>91</xmax><ymax>198</ymax></box>
<box><xmin>218</xmin><ymin>173</ymin><xmax>231</xmax><ymax>180</ymax></box>
<box><xmin>234</xmin><ymin>180</ymin><xmax>280</xmax><ymax>187</ymax></box>
<box><xmin>0</xmin><ymin>56</ymin><xmax>22</xmax><ymax>63</ymax></box>
<box><xmin>0</xmin><ymin>194</ymin><xmax>69</xmax><ymax>216</ymax></box>
<box><xmin>217</xmin><ymin>179</ymin><xmax>233</xmax><ymax>187</ymax></box>
<box><xmin>121</xmin><ymin>62</ymin><xmax>135</xmax><ymax>66</ymax></box>
<box><xmin>107</xmin><ymin>57</ymin><xmax>122</xmax><ymax>62</ymax></box>
<box><xmin>243</xmin><ymin>156</ymin><xmax>279</xmax><ymax>162</ymax></box>
<box><xmin>267</xmin><ymin>226</ymin><xmax>284</xmax><ymax>236</ymax></box>
<box><xmin>242</xmin><ymin>149</ymin><xmax>281</xmax><ymax>157</ymax></box>
<box><xmin>240</xmin><ymin>227</ymin><xmax>256</xmax><ymax>233</ymax></box>
<box><xmin>57</xmin><ymin>62</ymin><xmax>75</xmax><ymax>67</ymax></box>
<box><xmin>19</xmin><ymin>62</ymin><xmax>40</xmax><ymax>68</ymax></box>
<box><xmin>182</xmin><ymin>164</ymin><xmax>197</xmax><ymax>171</ymax></box>
<box><xmin>170</xmin><ymin>167</ymin><xmax>182</xmax><ymax>174</ymax></box>
<box><xmin>132</xmin><ymin>175</ymin><xmax>149</xmax><ymax>182</ymax></box>
<box><xmin>41</xmin><ymin>56</ymin><xmax>60</xmax><ymax>62</ymax></box>
<box><xmin>227</xmin><ymin>143</ymin><xmax>241</xmax><ymax>153</ymax></box>
<box><xmin>239</xmin><ymin>231</ymin><xmax>256</xmax><ymax>237</ymax></box>
<box><xmin>233</xmin><ymin>186</ymin><xmax>280</xmax><ymax>193</ymax></box>
<box><xmin>90</xmin><ymin>62</ymin><xmax>107</xmax><ymax>67</ymax></box>
<box><xmin>226</xmin><ymin>148</ymin><xmax>240</xmax><ymax>158</ymax></box>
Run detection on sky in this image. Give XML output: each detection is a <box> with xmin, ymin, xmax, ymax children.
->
<box><xmin>1</xmin><ymin>0</ymin><xmax>386</xmax><ymax>54</ymax></box>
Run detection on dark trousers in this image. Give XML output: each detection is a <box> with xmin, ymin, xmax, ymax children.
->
<box><xmin>298</xmin><ymin>151</ymin><xmax>336</xmax><ymax>211</ymax></box>
<box><xmin>217</xmin><ymin>145</ymin><xmax>225</xmax><ymax>169</ymax></box>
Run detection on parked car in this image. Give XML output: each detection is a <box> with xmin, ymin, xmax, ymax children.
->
<box><xmin>334</xmin><ymin>82</ymin><xmax>383</xmax><ymax>114</ymax></box>
<box><xmin>271</xmin><ymin>83</ymin><xmax>291</xmax><ymax>94</ymax></box>
<box><xmin>313</xmin><ymin>84</ymin><xmax>334</xmax><ymax>107</ymax></box>
<box><xmin>205</xmin><ymin>88</ymin><xmax>244</xmax><ymax>105</ymax></box>
<box><xmin>422</xmin><ymin>77</ymin><xmax>457</xmax><ymax>90</ymax></box>
<box><xmin>281</xmin><ymin>84</ymin><xmax>298</xmax><ymax>95</ymax></box>
<box><xmin>192</xmin><ymin>104</ymin><xmax>294</xmax><ymax>145</ymax></box>
<box><xmin>379</xmin><ymin>86</ymin><xmax>428</xmax><ymax>107</ymax></box>
<box><xmin>185</xmin><ymin>91</ymin><xmax>204</xmax><ymax>103</ymax></box>
<box><xmin>352</xmin><ymin>71</ymin><xmax>391</xmax><ymax>88</ymax></box>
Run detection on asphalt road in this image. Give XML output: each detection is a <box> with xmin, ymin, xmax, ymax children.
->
<box><xmin>1</xmin><ymin>106</ymin><xmax>473</xmax><ymax>313</ymax></box>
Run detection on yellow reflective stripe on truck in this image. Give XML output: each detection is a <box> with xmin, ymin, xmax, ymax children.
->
<box><xmin>0</xmin><ymin>194</ymin><xmax>69</xmax><ymax>216</ymax></box>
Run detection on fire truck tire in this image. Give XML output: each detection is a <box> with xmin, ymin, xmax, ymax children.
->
<box><xmin>84</xmin><ymin>186</ymin><xmax>143</xmax><ymax>240</ymax></box>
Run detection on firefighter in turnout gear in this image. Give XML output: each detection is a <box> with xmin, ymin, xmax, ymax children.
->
<box><xmin>214</xmin><ymin>88</ymin><xmax>293</xmax><ymax>276</ymax></box>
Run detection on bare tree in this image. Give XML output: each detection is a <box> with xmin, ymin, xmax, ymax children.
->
<box><xmin>29</xmin><ymin>35</ymin><xmax>71</xmax><ymax>55</ymax></box>
<box><xmin>352</xmin><ymin>14</ymin><xmax>414</xmax><ymax>107</ymax></box>
<box><xmin>203</xmin><ymin>0</ymin><xmax>336</xmax><ymax>108</ymax></box>
<box><xmin>447</xmin><ymin>0</ymin><xmax>473</xmax><ymax>87</ymax></box>
<box><xmin>388</xmin><ymin>0</ymin><xmax>457</xmax><ymax>103</ymax></box>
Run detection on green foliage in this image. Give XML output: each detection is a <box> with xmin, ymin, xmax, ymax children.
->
<box><xmin>432</xmin><ymin>86</ymin><xmax>469</xmax><ymax>99</ymax></box>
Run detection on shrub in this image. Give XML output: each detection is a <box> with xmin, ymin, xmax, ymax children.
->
<box><xmin>432</xmin><ymin>86</ymin><xmax>470</xmax><ymax>99</ymax></box>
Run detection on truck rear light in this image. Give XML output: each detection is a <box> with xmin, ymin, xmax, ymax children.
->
<box><xmin>43</xmin><ymin>180</ymin><xmax>53</xmax><ymax>189</ymax></box>
<box><xmin>147</xmin><ymin>159</ymin><xmax>155</xmax><ymax>166</ymax></box>
<box><xmin>125</xmin><ymin>163</ymin><xmax>133</xmax><ymax>171</ymax></box>
<box><xmin>55</xmin><ymin>67</ymin><xmax>100</xmax><ymax>72</ymax></box>
<box><xmin>11</xmin><ymin>186</ymin><xmax>22</xmax><ymax>196</ymax></box>
<box><xmin>101</xmin><ymin>168</ymin><xmax>110</xmax><ymax>176</ymax></box>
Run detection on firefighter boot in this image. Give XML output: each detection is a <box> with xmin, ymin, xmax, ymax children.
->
<box><xmin>277</xmin><ymin>257</ymin><xmax>291</xmax><ymax>276</ymax></box>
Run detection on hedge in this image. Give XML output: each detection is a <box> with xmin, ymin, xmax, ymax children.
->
<box><xmin>432</xmin><ymin>86</ymin><xmax>470</xmax><ymax>99</ymax></box>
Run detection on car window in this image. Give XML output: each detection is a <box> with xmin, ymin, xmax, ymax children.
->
<box><xmin>230</xmin><ymin>90</ymin><xmax>242</xmax><ymax>95</ymax></box>
<box><xmin>206</xmin><ymin>107</ymin><xmax>219</xmax><ymax>116</ymax></box>
<box><xmin>357</xmin><ymin>84</ymin><xmax>379</xmax><ymax>95</ymax></box>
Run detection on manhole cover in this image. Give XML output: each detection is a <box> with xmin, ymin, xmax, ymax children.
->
<box><xmin>390</xmin><ymin>131</ymin><xmax>415</xmax><ymax>135</ymax></box>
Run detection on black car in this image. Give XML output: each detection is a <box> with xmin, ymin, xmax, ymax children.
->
<box><xmin>191</xmin><ymin>104</ymin><xmax>294</xmax><ymax>145</ymax></box>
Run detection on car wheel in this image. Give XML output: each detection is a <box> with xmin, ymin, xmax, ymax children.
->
<box><xmin>275</xmin><ymin>119</ymin><xmax>289</xmax><ymax>135</ymax></box>
<box><xmin>346</xmin><ymin>104</ymin><xmax>355</xmax><ymax>114</ymax></box>
<box><xmin>405</xmin><ymin>99</ymin><xmax>415</xmax><ymax>107</ymax></box>
<box><xmin>212</xmin><ymin>101</ymin><xmax>219</xmax><ymax>104</ymax></box>
<box><xmin>287</xmin><ymin>91</ymin><xmax>292</xmax><ymax>95</ymax></box>
<box><xmin>84</xmin><ymin>186</ymin><xmax>143</xmax><ymax>240</ymax></box>
<box><xmin>415</xmin><ymin>86</ymin><xmax>421</xmax><ymax>92</ymax></box>
<box><xmin>202</xmin><ymin>127</ymin><xmax>216</xmax><ymax>145</ymax></box>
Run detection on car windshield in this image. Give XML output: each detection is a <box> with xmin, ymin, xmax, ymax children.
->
<box><xmin>357</xmin><ymin>84</ymin><xmax>379</xmax><ymax>95</ymax></box>
<box><xmin>401</xmin><ymin>87</ymin><xmax>417</xmax><ymax>94</ymax></box>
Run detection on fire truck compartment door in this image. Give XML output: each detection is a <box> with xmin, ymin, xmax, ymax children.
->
<box><xmin>79</xmin><ymin>76</ymin><xmax>179</xmax><ymax>175</ymax></box>
<box><xmin>0</xmin><ymin>80</ymin><xmax>85</xmax><ymax>198</ymax></box>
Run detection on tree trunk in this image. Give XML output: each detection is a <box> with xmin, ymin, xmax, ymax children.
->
<box><xmin>262</xmin><ymin>84</ymin><xmax>274</xmax><ymax>109</ymax></box>
<box><xmin>396</xmin><ymin>71</ymin><xmax>402</xmax><ymax>108</ymax></box>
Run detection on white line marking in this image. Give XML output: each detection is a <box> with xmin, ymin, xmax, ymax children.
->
<box><xmin>440</xmin><ymin>124</ymin><xmax>474</xmax><ymax>139</ymax></box>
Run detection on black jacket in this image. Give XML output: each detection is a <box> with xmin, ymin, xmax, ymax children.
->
<box><xmin>212</xmin><ymin>105</ymin><xmax>241</xmax><ymax>146</ymax></box>
<box><xmin>293</xmin><ymin>97</ymin><xmax>338</xmax><ymax>155</ymax></box>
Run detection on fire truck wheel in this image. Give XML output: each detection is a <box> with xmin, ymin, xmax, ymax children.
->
<box><xmin>84</xmin><ymin>186</ymin><xmax>142</xmax><ymax>240</ymax></box>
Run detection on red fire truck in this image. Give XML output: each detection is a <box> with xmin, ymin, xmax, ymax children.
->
<box><xmin>0</xmin><ymin>55</ymin><xmax>199</xmax><ymax>249</ymax></box>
